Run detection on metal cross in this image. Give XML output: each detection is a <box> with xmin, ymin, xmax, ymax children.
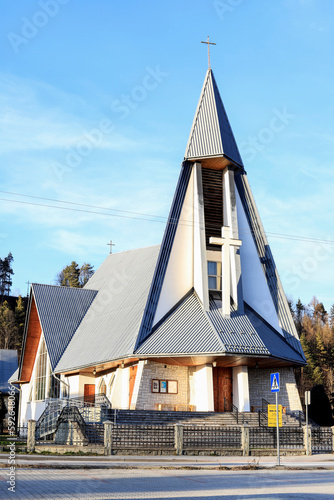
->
<box><xmin>25</xmin><ymin>281</ymin><xmax>30</xmax><ymax>297</ymax></box>
<box><xmin>107</xmin><ymin>240</ymin><xmax>115</xmax><ymax>254</ymax></box>
<box><xmin>201</xmin><ymin>36</ymin><xmax>216</xmax><ymax>69</ymax></box>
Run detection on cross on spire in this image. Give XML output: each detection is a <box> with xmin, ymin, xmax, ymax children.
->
<box><xmin>209</xmin><ymin>226</ymin><xmax>242</xmax><ymax>317</ymax></box>
<box><xmin>107</xmin><ymin>240</ymin><xmax>115</xmax><ymax>255</ymax></box>
<box><xmin>201</xmin><ymin>36</ymin><xmax>216</xmax><ymax>69</ymax></box>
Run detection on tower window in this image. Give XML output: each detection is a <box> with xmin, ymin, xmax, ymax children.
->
<box><xmin>208</xmin><ymin>261</ymin><xmax>222</xmax><ymax>291</ymax></box>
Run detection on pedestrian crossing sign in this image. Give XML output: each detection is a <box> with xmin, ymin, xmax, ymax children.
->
<box><xmin>270</xmin><ymin>373</ymin><xmax>280</xmax><ymax>392</ymax></box>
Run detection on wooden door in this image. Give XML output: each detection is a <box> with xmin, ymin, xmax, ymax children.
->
<box><xmin>129</xmin><ymin>365</ymin><xmax>138</xmax><ymax>407</ymax></box>
<box><xmin>213</xmin><ymin>367</ymin><xmax>232</xmax><ymax>412</ymax></box>
<box><xmin>84</xmin><ymin>384</ymin><xmax>95</xmax><ymax>404</ymax></box>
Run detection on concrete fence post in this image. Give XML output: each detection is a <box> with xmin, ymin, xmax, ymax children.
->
<box><xmin>27</xmin><ymin>420</ymin><xmax>36</xmax><ymax>453</ymax></box>
<box><xmin>241</xmin><ymin>425</ymin><xmax>250</xmax><ymax>456</ymax></box>
<box><xmin>104</xmin><ymin>420</ymin><xmax>113</xmax><ymax>455</ymax></box>
<box><xmin>303</xmin><ymin>425</ymin><xmax>312</xmax><ymax>456</ymax></box>
<box><xmin>174</xmin><ymin>424</ymin><xmax>183</xmax><ymax>456</ymax></box>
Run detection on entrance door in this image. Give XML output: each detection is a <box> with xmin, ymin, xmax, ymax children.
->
<box><xmin>213</xmin><ymin>367</ymin><xmax>232</xmax><ymax>412</ymax></box>
<box><xmin>84</xmin><ymin>384</ymin><xmax>95</xmax><ymax>404</ymax></box>
<box><xmin>129</xmin><ymin>365</ymin><xmax>138</xmax><ymax>407</ymax></box>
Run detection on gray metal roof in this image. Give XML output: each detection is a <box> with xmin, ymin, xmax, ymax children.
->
<box><xmin>8</xmin><ymin>367</ymin><xmax>19</xmax><ymax>384</ymax></box>
<box><xmin>136</xmin><ymin>292</ymin><xmax>305</xmax><ymax>364</ymax></box>
<box><xmin>0</xmin><ymin>350</ymin><xmax>18</xmax><ymax>392</ymax></box>
<box><xmin>136</xmin><ymin>292</ymin><xmax>223</xmax><ymax>355</ymax></box>
<box><xmin>32</xmin><ymin>284</ymin><xmax>97</xmax><ymax>370</ymax></box>
<box><xmin>207</xmin><ymin>298</ymin><xmax>270</xmax><ymax>356</ymax></box>
<box><xmin>55</xmin><ymin>245</ymin><xmax>160</xmax><ymax>373</ymax></box>
<box><xmin>185</xmin><ymin>69</ymin><xmax>244</xmax><ymax>168</ymax></box>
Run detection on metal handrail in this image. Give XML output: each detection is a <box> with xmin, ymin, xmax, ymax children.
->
<box><xmin>224</xmin><ymin>397</ymin><xmax>241</xmax><ymax>424</ymax></box>
<box><xmin>258</xmin><ymin>409</ymin><xmax>268</xmax><ymax>427</ymax></box>
<box><xmin>261</xmin><ymin>398</ymin><xmax>270</xmax><ymax>413</ymax></box>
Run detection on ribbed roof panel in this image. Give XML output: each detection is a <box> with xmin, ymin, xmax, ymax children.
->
<box><xmin>185</xmin><ymin>69</ymin><xmax>243</xmax><ymax>168</ymax></box>
<box><xmin>136</xmin><ymin>293</ymin><xmax>223</xmax><ymax>355</ymax></box>
<box><xmin>0</xmin><ymin>350</ymin><xmax>18</xmax><ymax>392</ymax></box>
<box><xmin>32</xmin><ymin>284</ymin><xmax>97</xmax><ymax>371</ymax></box>
<box><xmin>55</xmin><ymin>246</ymin><xmax>160</xmax><ymax>372</ymax></box>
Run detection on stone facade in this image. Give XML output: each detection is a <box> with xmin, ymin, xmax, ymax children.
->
<box><xmin>134</xmin><ymin>361</ymin><xmax>189</xmax><ymax>410</ymax></box>
<box><xmin>248</xmin><ymin>367</ymin><xmax>302</xmax><ymax>411</ymax></box>
<box><xmin>54</xmin><ymin>422</ymin><xmax>88</xmax><ymax>445</ymax></box>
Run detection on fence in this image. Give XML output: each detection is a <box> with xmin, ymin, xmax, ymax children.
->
<box><xmin>28</xmin><ymin>420</ymin><xmax>334</xmax><ymax>456</ymax></box>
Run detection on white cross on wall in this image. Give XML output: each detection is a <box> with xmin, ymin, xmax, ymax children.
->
<box><xmin>209</xmin><ymin>226</ymin><xmax>242</xmax><ymax>317</ymax></box>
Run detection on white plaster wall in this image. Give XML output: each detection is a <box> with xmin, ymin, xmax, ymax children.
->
<box><xmin>233</xmin><ymin>366</ymin><xmax>250</xmax><ymax>412</ymax></box>
<box><xmin>130</xmin><ymin>361</ymin><xmax>144</xmax><ymax>409</ymax></box>
<box><xmin>192</xmin><ymin>364</ymin><xmax>214</xmax><ymax>411</ymax></box>
<box><xmin>111</xmin><ymin>367</ymin><xmax>130</xmax><ymax>409</ymax></box>
<box><xmin>236</xmin><ymin>189</ymin><xmax>283</xmax><ymax>334</ymax></box>
<box><xmin>153</xmin><ymin>169</ymin><xmax>194</xmax><ymax>325</ymax></box>
<box><xmin>193</xmin><ymin>163</ymin><xmax>209</xmax><ymax>308</ymax></box>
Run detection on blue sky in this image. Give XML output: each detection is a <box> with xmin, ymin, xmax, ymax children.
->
<box><xmin>0</xmin><ymin>0</ymin><xmax>333</xmax><ymax>312</ymax></box>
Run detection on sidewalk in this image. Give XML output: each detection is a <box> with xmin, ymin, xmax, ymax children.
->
<box><xmin>1</xmin><ymin>452</ymin><xmax>334</xmax><ymax>469</ymax></box>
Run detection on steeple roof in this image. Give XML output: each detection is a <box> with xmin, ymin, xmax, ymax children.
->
<box><xmin>185</xmin><ymin>69</ymin><xmax>244</xmax><ymax>170</ymax></box>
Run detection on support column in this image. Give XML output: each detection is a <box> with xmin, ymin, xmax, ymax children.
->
<box><xmin>27</xmin><ymin>419</ymin><xmax>36</xmax><ymax>453</ymax></box>
<box><xmin>233</xmin><ymin>367</ymin><xmax>250</xmax><ymax>412</ymax></box>
<box><xmin>104</xmin><ymin>420</ymin><xmax>113</xmax><ymax>456</ymax></box>
<box><xmin>241</xmin><ymin>425</ymin><xmax>250</xmax><ymax>456</ymax></box>
<box><xmin>303</xmin><ymin>425</ymin><xmax>312</xmax><ymax>456</ymax></box>
<box><xmin>174</xmin><ymin>424</ymin><xmax>183</xmax><ymax>456</ymax></box>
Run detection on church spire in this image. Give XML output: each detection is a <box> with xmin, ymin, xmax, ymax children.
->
<box><xmin>184</xmin><ymin>69</ymin><xmax>244</xmax><ymax>170</ymax></box>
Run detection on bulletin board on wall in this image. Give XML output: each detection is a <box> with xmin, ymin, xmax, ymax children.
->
<box><xmin>151</xmin><ymin>379</ymin><xmax>178</xmax><ymax>394</ymax></box>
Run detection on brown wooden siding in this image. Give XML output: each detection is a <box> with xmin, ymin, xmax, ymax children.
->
<box><xmin>20</xmin><ymin>297</ymin><xmax>42</xmax><ymax>383</ymax></box>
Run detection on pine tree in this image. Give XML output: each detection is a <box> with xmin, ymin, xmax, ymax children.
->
<box><xmin>79</xmin><ymin>263</ymin><xmax>94</xmax><ymax>287</ymax></box>
<box><xmin>56</xmin><ymin>261</ymin><xmax>94</xmax><ymax>288</ymax></box>
<box><xmin>15</xmin><ymin>295</ymin><xmax>26</xmax><ymax>355</ymax></box>
<box><xmin>0</xmin><ymin>253</ymin><xmax>14</xmax><ymax>301</ymax></box>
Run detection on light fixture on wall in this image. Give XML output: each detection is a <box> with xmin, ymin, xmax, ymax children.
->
<box><xmin>255</xmin><ymin>363</ymin><xmax>259</xmax><ymax>369</ymax></box>
<box><xmin>93</xmin><ymin>369</ymin><xmax>96</xmax><ymax>375</ymax></box>
<box><xmin>121</xmin><ymin>361</ymin><xmax>125</xmax><ymax>368</ymax></box>
<box><xmin>212</xmin><ymin>362</ymin><xmax>217</xmax><ymax>367</ymax></box>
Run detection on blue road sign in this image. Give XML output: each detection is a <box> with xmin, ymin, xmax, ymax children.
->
<box><xmin>270</xmin><ymin>372</ymin><xmax>280</xmax><ymax>392</ymax></box>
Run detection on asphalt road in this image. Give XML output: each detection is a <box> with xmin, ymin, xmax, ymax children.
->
<box><xmin>1</xmin><ymin>466</ymin><xmax>334</xmax><ymax>499</ymax></box>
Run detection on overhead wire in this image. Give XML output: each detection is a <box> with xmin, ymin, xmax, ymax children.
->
<box><xmin>0</xmin><ymin>191</ymin><xmax>333</xmax><ymax>246</ymax></box>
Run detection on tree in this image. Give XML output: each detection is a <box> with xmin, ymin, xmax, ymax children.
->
<box><xmin>79</xmin><ymin>263</ymin><xmax>94</xmax><ymax>287</ymax></box>
<box><xmin>0</xmin><ymin>301</ymin><xmax>18</xmax><ymax>350</ymax></box>
<box><xmin>56</xmin><ymin>261</ymin><xmax>94</xmax><ymax>288</ymax></box>
<box><xmin>0</xmin><ymin>253</ymin><xmax>14</xmax><ymax>301</ymax></box>
<box><xmin>15</xmin><ymin>295</ymin><xmax>26</xmax><ymax>355</ymax></box>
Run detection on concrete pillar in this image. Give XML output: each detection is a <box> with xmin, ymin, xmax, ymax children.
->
<box><xmin>241</xmin><ymin>425</ymin><xmax>250</xmax><ymax>456</ymax></box>
<box><xmin>332</xmin><ymin>427</ymin><xmax>334</xmax><ymax>454</ymax></box>
<box><xmin>174</xmin><ymin>424</ymin><xmax>183</xmax><ymax>456</ymax></box>
<box><xmin>303</xmin><ymin>425</ymin><xmax>312</xmax><ymax>456</ymax></box>
<box><xmin>104</xmin><ymin>420</ymin><xmax>113</xmax><ymax>456</ymax></box>
<box><xmin>233</xmin><ymin>366</ymin><xmax>250</xmax><ymax>412</ymax></box>
<box><xmin>27</xmin><ymin>419</ymin><xmax>36</xmax><ymax>453</ymax></box>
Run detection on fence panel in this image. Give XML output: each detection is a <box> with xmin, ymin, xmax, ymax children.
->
<box><xmin>250</xmin><ymin>427</ymin><xmax>304</xmax><ymax>449</ymax></box>
<box><xmin>112</xmin><ymin>424</ymin><xmax>174</xmax><ymax>450</ymax></box>
<box><xmin>312</xmin><ymin>428</ymin><xmax>333</xmax><ymax>453</ymax></box>
<box><xmin>183</xmin><ymin>425</ymin><xmax>241</xmax><ymax>450</ymax></box>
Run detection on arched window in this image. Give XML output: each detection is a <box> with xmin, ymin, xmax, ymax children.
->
<box><xmin>99</xmin><ymin>379</ymin><xmax>107</xmax><ymax>395</ymax></box>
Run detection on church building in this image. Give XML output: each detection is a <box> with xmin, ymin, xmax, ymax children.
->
<box><xmin>12</xmin><ymin>66</ymin><xmax>306</xmax><ymax>425</ymax></box>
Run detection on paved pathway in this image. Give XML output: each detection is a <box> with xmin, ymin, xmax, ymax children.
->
<box><xmin>1</xmin><ymin>467</ymin><xmax>334</xmax><ymax>499</ymax></box>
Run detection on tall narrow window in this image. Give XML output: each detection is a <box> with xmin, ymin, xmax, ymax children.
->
<box><xmin>35</xmin><ymin>338</ymin><xmax>47</xmax><ymax>401</ymax></box>
<box><xmin>100</xmin><ymin>379</ymin><xmax>107</xmax><ymax>395</ymax></box>
<box><xmin>48</xmin><ymin>372</ymin><xmax>60</xmax><ymax>399</ymax></box>
<box><xmin>208</xmin><ymin>261</ymin><xmax>222</xmax><ymax>291</ymax></box>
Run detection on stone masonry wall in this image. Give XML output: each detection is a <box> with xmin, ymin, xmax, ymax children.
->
<box><xmin>248</xmin><ymin>367</ymin><xmax>302</xmax><ymax>411</ymax></box>
<box><xmin>135</xmin><ymin>361</ymin><xmax>189</xmax><ymax>410</ymax></box>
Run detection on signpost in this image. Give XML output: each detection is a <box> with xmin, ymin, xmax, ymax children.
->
<box><xmin>305</xmin><ymin>390</ymin><xmax>311</xmax><ymax>455</ymax></box>
<box><xmin>270</xmin><ymin>372</ymin><xmax>280</xmax><ymax>466</ymax></box>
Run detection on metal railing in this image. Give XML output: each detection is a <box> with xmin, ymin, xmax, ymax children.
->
<box><xmin>36</xmin><ymin>393</ymin><xmax>112</xmax><ymax>440</ymax></box>
<box><xmin>224</xmin><ymin>397</ymin><xmax>243</xmax><ymax>424</ymax></box>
